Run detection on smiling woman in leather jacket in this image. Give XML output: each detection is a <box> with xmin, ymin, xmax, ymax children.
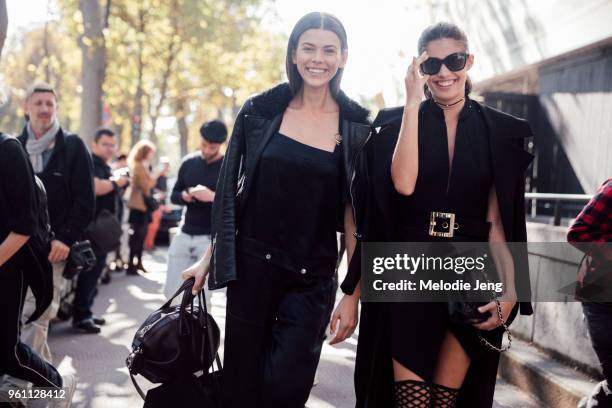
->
<box><xmin>181</xmin><ymin>12</ymin><xmax>370</xmax><ymax>408</ymax></box>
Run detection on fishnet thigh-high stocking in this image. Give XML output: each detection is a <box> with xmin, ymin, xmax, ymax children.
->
<box><xmin>430</xmin><ymin>383</ymin><xmax>459</xmax><ymax>408</ymax></box>
<box><xmin>394</xmin><ymin>380</ymin><xmax>431</xmax><ymax>408</ymax></box>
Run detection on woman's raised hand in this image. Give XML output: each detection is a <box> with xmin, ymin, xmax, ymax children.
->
<box><xmin>405</xmin><ymin>51</ymin><xmax>430</xmax><ymax>107</ymax></box>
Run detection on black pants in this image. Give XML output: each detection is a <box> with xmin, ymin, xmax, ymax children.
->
<box><xmin>582</xmin><ymin>302</ymin><xmax>612</xmax><ymax>405</ymax></box>
<box><xmin>128</xmin><ymin>210</ymin><xmax>149</xmax><ymax>267</ymax></box>
<box><xmin>73</xmin><ymin>252</ymin><xmax>107</xmax><ymax>322</ymax></box>
<box><xmin>221</xmin><ymin>253</ymin><xmax>336</xmax><ymax>408</ymax></box>
<box><xmin>0</xmin><ymin>264</ymin><xmax>63</xmax><ymax>388</ymax></box>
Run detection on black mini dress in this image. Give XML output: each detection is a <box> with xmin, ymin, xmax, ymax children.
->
<box><xmin>388</xmin><ymin>98</ymin><xmax>500</xmax><ymax>381</ymax></box>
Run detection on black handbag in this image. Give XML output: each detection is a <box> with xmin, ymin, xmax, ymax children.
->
<box><xmin>143</xmin><ymin>192</ymin><xmax>159</xmax><ymax>212</ymax></box>
<box><xmin>126</xmin><ymin>278</ymin><xmax>222</xmax><ymax>402</ymax></box>
<box><xmin>63</xmin><ymin>240</ymin><xmax>97</xmax><ymax>279</ymax></box>
<box><xmin>87</xmin><ymin>209</ymin><xmax>122</xmax><ymax>254</ymax></box>
<box><xmin>446</xmin><ymin>250</ymin><xmax>512</xmax><ymax>352</ymax></box>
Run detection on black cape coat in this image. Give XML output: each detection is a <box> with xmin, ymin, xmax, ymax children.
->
<box><xmin>339</xmin><ymin>99</ymin><xmax>534</xmax><ymax>408</ymax></box>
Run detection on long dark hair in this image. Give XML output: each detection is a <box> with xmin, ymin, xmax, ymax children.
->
<box><xmin>286</xmin><ymin>12</ymin><xmax>348</xmax><ymax>96</ymax></box>
<box><xmin>417</xmin><ymin>22</ymin><xmax>472</xmax><ymax>99</ymax></box>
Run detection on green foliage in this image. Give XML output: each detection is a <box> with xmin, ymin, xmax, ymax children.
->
<box><xmin>0</xmin><ymin>22</ymin><xmax>81</xmax><ymax>134</ymax></box>
<box><xmin>0</xmin><ymin>0</ymin><xmax>286</xmax><ymax>155</ymax></box>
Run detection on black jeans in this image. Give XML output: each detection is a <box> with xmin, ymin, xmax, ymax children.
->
<box><xmin>0</xmin><ymin>264</ymin><xmax>63</xmax><ymax>388</ymax></box>
<box><xmin>73</xmin><ymin>252</ymin><xmax>107</xmax><ymax>322</ymax></box>
<box><xmin>221</xmin><ymin>252</ymin><xmax>336</xmax><ymax>408</ymax></box>
<box><xmin>582</xmin><ymin>302</ymin><xmax>612</xmax><ymax>405</ymax></box>
<box><xmin>128</xmin><ymin>210</ymin><xmax>149</xmax><ymax>267</ymax></box>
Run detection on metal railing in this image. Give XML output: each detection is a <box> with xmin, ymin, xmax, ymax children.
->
<box><xmin>525</xmin><ymin>192</ymin><xmax>593</xmax><ymax>226</ymax></box>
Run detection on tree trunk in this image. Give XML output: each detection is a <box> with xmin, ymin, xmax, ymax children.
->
<box><xmin>0</xmin><ymin>0</ymin><xmax>8</xmax><ymax>61</ymax></box>
<box><xmin>175</xmin><ymin>97</ymin><xmax>189</xmax><ymax>158</ymax></box>
<box><xmin>130</xmin><ymin>7</ymin><xmax>146</xmax><ymax>147</ymax></box>
<box><xmin>149</xmin><ymin>1</ymin><xmax>180</xmax><ymax>145</ymax></box>
<box><xmin>79</xmin><ymin>0</ymin><xmax>106</xmax><ymax>145</ymax></box>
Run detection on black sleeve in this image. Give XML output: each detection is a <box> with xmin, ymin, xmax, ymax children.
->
<box><xmin>171</xmin><ymin>159</ymin><xmax>188</xmax><ymax>205</ymax></box>
<box><xmin>0</xmin><ymin>139</ymin><xmax>36</xmax><ymax>236</ymax></box>
<box><xmin>340</xmin><ymin>133</ymin><xmax>377</xmax><ymax>295</ymax></box>
<box><xmin>208</xmin><ymin>99</ymin><xmax>248</xmax><ymax>284</ymax></box>
<box><xmin>55</xmin><ymin>136</ymin><xmax>95</xmax><ymax>246</ymax></box>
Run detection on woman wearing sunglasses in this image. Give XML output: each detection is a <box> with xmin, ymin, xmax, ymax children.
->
<box><xmin>339</xmin><ymin>22</ymin><xmax>534</xmax><ymax>407</ymax></box>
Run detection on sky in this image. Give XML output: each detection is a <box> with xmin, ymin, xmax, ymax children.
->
<box><xmin>7</xmin><ymin>0</ymin><xmax>612</xmax><ymax>106</ymax></box>
<box><xmin>270</xmin><ymin>0</ymin><xmax>431</xmax><ymax>104</ymax></box>
<box><xmin>5</xmin><ymin>0</ymin><xmax>429</xmax><ymax>105</ymax></box>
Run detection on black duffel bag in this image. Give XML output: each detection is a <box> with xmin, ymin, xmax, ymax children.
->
<box><xmin>126</xmin><ymin>278</ymin><xmax>221</xmax><ymax>405</ymax></box>
<box><xmin>87</xmin><ymin>209</ymin><xmax>122</xmax><ymax>254</ymax></box>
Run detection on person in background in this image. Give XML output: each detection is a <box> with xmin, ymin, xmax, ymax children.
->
<box><xmin>110</xmin><ymin>153</ymin><xmax>130</xmax><ymax>271</ymax></box>
<box><xmin>568</xmin><ymin>178</ymin><xmax>612</xmax><ymax>408</ymax></box>
<box><xmin>0</xmin><ymin>132</ymin><xmax>76</xmax><ymax>407</ymax></box>
<box><xmin>72</xmin><ymin>128</ymin><xmax>129</xmax><ymax>334</ymax></box>
<box><xmin>163</xmin><ymin>120</ymin><xmax>227</xmax><ymax>302</ymax></box>
<box><xmin>144</xmin><ymin>157</ymin><xmax>170</xmax><ymax>251</ymax></box>
<box><xmin>126</xmin><ymin>140</ymin><xmax>159</xmax><ymax>275</ymax></box>
<box><xmin>1</xmin><ymin>82</ymin><xmax>94</xmax><ymax>398</ymax></box>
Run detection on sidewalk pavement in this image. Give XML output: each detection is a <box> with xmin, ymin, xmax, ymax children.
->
<box><xmin>45</xmin><ymin>247</ymin><xmax>541</xmax><ymax>407</ymax></box>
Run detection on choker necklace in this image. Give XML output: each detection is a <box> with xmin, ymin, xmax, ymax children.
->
<box><xmin>434</xmin><ymin>97</ymin><xmax>465</xmax><ymax>109</ymax></box>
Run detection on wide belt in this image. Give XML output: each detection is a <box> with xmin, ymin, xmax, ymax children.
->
<box><xmin>404</xmin><ymin>211</ymin><xmax>491</xmax><ymax>240</ymax></box>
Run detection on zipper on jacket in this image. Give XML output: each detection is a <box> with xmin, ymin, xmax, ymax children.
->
<box><xmin>210</xmin><ymin>234</ymin><xmax>217</xmax><ymax>286</ymax></box>
<box><xmin>349</xmin><ymin>129</ymin><xmax>373</xmax><ymax>235</ymax></box>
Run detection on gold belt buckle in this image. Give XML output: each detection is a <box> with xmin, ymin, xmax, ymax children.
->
<box><xmin>429</xmin><ymin>211</ymin><xmax>457</xmax><ymax>238</ymax></box>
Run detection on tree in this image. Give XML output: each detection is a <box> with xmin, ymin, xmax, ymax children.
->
<box><xmin>0</xmin><ymin>0</ymin><xmax>7</xmax><ymax>60</ymax></box>
<box><xmin>78</xmin><ymin>0</ymin><xmax>107</xmax><ymax>145</ymax></box>
<box><xmin>147</xmin><ymin>0</ymin><xmax>180</xmax><ymax>145</ymax></box>
<box><xmin>0</xmin><ymin>25</ymin><xmax>81</xmax><ymax>134</ymax></box>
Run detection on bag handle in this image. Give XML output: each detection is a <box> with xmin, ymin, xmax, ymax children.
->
<box><xmin>159</xmin><ymin>277</ymin><xmax>196</xmax><ymax>311</ymax></box>
<box><xmin>477</xmin><ymin>298</ymin><xmax>513</xmax><ymax>352</ymax></box>
<box><xmin>178</xmin><ymin>280</ymin><xmax>211</xmax><ymax>335</ymax></box>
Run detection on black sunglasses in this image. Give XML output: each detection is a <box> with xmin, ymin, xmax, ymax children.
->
<box><xmin>420</xmin><ymin>52</ymin><xmax>469</xmax><ymax>75</ymax></box>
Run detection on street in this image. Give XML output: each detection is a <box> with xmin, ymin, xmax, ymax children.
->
<box><xmin>47</xmin><ymin>247</ymin><xmax>542</xmax><ymax>407</ymax></box>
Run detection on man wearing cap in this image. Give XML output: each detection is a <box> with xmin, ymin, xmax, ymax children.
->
<box><xmin>163</xmin><ymin>120</ymin><xmax>227</xmax><ymax>303</ymax></box>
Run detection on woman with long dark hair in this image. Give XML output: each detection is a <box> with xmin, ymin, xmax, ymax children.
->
<box><xmin>181</xmin><ymin>12</ymin><xmax>370</xmax><ymax>407</ymax></box>
<box><xmin>338</xmin><ymin>22</ymin><xmax>534</xmax><ymax>407</ymax></box>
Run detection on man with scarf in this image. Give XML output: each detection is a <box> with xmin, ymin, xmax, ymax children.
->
<box><xmin>1</xmin><ymin>82</ymin><xmax>94</xmax><ymax>398</ymax></box>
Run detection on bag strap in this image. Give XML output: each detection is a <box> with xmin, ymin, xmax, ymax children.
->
<box><xmin>477</xmin><ymin>298</ymin><xmax>513</xmax><ymax>352</ymax></box>
<box><xmin>130</xmin><ymin>371</ymin><xmax>147</xmax><ymax>400</ymax></box>
<box><xmin>159</xmin><ymin>277</ymin><xmax>195</xmax><ymax>310</ymax></box>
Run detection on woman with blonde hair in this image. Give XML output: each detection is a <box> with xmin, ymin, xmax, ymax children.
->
<box><xmin>126</xmin><ymin>139</ymin><xmax>159</xmax><ymax>275</ymax></box>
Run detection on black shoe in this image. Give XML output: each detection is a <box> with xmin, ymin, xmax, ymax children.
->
<box><xmin>73</xmin><ymin>319</ymin><xmax>101</xmax><ymax>334</ymax></box>
<box><xmin>92</xmin><ymin>315</ymin><xmax>106</xmax><ymax>326</ymax></box>
<box><xmin>126</xmin><ymin>266</ymin><xmax>139</xmax><ymax>275</ymax></box>
<box><xmin>100</xmin><ymin>271</ymin><xmax>111</xmax><ymax>284</ymax></box>
<box><xmin>136</xmin><ymin>263</ymin><xmax>149</xmax><ymax>273</ymax></box>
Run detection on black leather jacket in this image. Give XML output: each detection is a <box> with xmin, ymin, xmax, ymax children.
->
<box><xmin>208</xmin><ymin>83</ymin><xmax>371</xmax><ymax>289</ymax></box>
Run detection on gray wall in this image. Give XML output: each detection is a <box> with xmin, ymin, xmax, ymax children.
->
<box><xmin>538</xmin><ymin>46</ymin><xmax>612</xmax><ymax>193</ymax></box>
<box><xmin>514</xmin><ymin>223</ymin><xmax>600</xmax><ymax>373</ymax></box>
